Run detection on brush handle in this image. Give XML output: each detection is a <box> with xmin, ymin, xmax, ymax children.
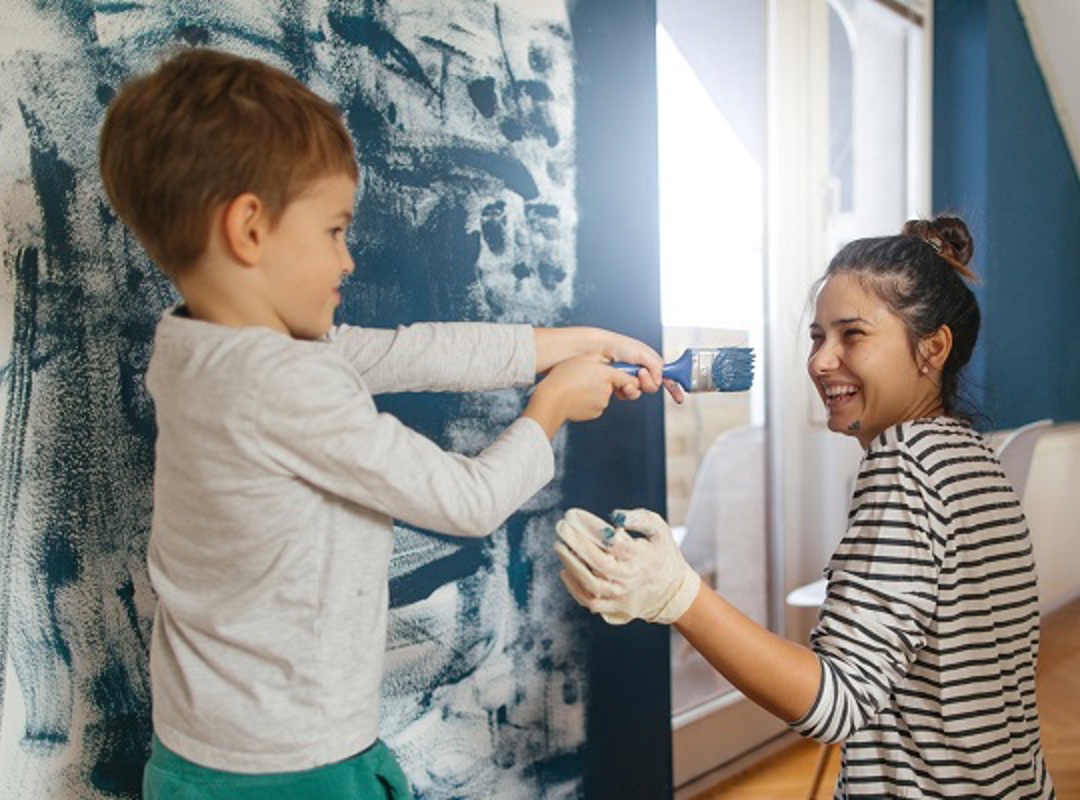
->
<box><xmin>611</xmin><ymin>348</ymin><xmax>693</xmax><ymax>392</ymax></box>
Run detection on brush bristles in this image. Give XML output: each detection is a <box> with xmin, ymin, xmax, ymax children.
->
<box><xmin>709</xmin><ymin>347</ymin><xmax>755</xmax><ymax>392</ymax></box>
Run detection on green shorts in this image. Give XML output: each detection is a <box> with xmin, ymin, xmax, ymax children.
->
<box><xmin>143</xmin><ymin>735</ymin><xmax>414</xmax><ymax>800</ymax></box>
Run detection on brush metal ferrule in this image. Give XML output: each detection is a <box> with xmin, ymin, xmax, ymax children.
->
<box><xmin>690</xmin><ymin>348</ymin><xmax>719</xmax><ymax>392</ymax></box>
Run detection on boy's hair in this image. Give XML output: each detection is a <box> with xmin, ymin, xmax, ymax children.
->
<box><xmin>99</xmin><ymin>47</ymin><xmax>358</xmax><ymax>278</ymax></box>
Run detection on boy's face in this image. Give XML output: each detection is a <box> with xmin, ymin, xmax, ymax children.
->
<box><xmin>260</xmin><ymin>173</ymin><xmax>357</xmax><ymax>340</ymax></box>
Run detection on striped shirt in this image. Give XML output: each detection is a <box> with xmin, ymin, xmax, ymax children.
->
<box><xmin>791</xmin><ymin>417</ymin><xmax>1054</xmax><ymax>798</ymax></box>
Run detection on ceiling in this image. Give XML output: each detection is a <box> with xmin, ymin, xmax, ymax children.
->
<box><xmin>1017</xmin><ymin>0</ymin><xmax>1080</xmax><ymax>176</ymax></box>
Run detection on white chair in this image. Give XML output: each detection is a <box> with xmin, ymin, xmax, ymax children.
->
<box><xmin>993</xmin><ymin>418</ymin><xmax>1053</xmax><ymax>500</ymax></box>
<box><xmin>786</xmin><ymin>577</ymin><xmax>827</xmax><ymax>609</ymax></box>
<box><xmin>679</xmin><ymin>424</ymin><xmax>768</xmax><ymax>628</ymax></box>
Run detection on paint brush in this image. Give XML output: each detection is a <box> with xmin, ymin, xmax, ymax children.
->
<box><xmin>612</xmin><ymin>346</ymin><xmax>755</xmax><ymax>392</ymax></box>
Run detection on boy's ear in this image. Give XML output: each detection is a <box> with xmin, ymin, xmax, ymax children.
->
<box><xmin>920</xmin><ymin>324</ymin><xmax>953</xmax><ymax>371</ymax></box>
<box><xmin>222</xmin><ymin>193</ymin><xmax>269</xmax><ymax>266</ymax></box>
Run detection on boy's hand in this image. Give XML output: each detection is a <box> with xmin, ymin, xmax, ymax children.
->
<box><xmin>602</xmin><ymin>335</ymin><xmax>684</xmax><ymax>404</ymax></box>
<box><xmin>595</xmin><ymin>331</ymin><xmax>665</xmax><ymax>394</ymax></box>
<box><xmin>533</xmin><ymin>327</ymin><xmax>683</xmax><ymax>403</ymax></box>
<box><xmin>523</xmin><ymin>354</ymin><xmax>639</xmax><ymax>438</ymax></box>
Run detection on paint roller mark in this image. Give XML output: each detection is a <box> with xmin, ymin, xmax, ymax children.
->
<box><xmin>4</xmin><ymin>18</ymin><xmax>163</xmax><ymax>794</ymax></box>
<box><xmin>84</xmin><ymin>654</ymin><xmax>150</xmax><ymax>796</ymax></box>
<box><xmin>445</xmin><ymin>147</ymin><xmax>540</xmax><ymax>200</ymax></box>
<box><xmin>328</xmin><ymin>10</ymin><xmax>436</xmax><ymax>94</ymax></box>
<box><xmin>389</xmin><ymin>546</ymin><xmax>490</xmax><ymax>608</ymax></box>
<box><xmin>537</xmin><ymin>262</ymin><xmax>566</xmax><ymax>290</ymax></box>
<box><xmin>0</xmin><ymin>247</ymin><xmax>40</xmax><ymax>749</ymax></box>
<box><xmin>2</xmin><ymin>249</ymin><xmax>39</xmax><ymax>476</ymax></box>
<box><xmin>528</xmin><ymin>44</ymin><xmax>552</xmax><ymax>73</ymax></box>
<box><xmin>94</xmin><ymin>3</ymin><xmax>145</xmax><ymax>14</ymax></box>
<box><xmin>505</xmin><ymin>514</ymin><xmax>532</xmax><ymax>610</ymax></box>
<box><xmin>277</xmin><ymin>4</ymin><xmax>319</xmax><ymax>83</ymax></box>
<box><xmin>11</xmin><ymin>111</ymin><xmax>87</xmax><ymax>755</ymax></box>
<box><xmin>468</xmin><ymin>77</ymin><xmax>498</xmax><ymax>117</ymax></box>
<box><xmin>481</xmin><ymin>201</ymin><xmax>507</xmax><ymax>254</ymax></box>
<box><xmin>21</xmin><ymin>104</ymin><xmax>77</xmax><ymax>272</ymax></box>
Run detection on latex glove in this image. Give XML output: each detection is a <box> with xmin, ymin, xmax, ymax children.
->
<box><xmin>554</xmin><ymin>507</ymin><xmax>701</xmax><ymax>625</ymax></box>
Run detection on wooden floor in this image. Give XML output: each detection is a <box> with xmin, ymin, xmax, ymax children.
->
<box><xmin>692</xmin><ymin>596</ymin><xmax>1080</xmax><ymax>799</ymax></box>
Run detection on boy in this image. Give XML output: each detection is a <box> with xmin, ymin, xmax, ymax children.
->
<box><xmin>98</xmin><ymin>47</ymin><xmax>668</xmax><ymax>798</ymax></box>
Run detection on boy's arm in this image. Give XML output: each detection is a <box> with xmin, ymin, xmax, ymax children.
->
<box><xmin>330</xmin><ymin>323</ymin><xmax>535</xmax><ymax>394</ymax></box>
<box><xmin>255</xmin><ymin>348</ymin><xmax>638</xmax><ymax>538</ymax></box>
<box><xmin>534</xmin><ymin>327</ymin><xmax>666</xmax><ymax>394</ymax></box>
<box><xmin>330</xmin><ymin>323</ymin><xmax>670</xmax><ymax>398</ymax></box>
<box><xmin>257</xmin><ymin>349</ymin><xmax>551</xmax><ymax>537</ymax></box>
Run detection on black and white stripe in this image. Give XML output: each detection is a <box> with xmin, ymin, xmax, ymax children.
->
<box><xmin>791</xmin><ymin>417</ymin><xmax>1054</xmax><ymax>798</ymax></box>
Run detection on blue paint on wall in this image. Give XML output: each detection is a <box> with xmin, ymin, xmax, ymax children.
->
<box><xmin>2</xmin><ymin>2</ymin><xmax>602</xmax><ymax>797</ymax></box>
<box><xmin>567</xmin><ymin>1</ymin><xmax>672</xmax><ymax>798</ymax></box>
<box><xmin>934</xmin><ymin>0</ymin><xmax>1080</xmax><ymax>428</ymax></box>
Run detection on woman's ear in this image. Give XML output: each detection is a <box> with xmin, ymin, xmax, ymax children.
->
<box><xmin>221</xmin><ymin>193</ymin><xmax>268</xmax><ymax>267</ymax></box>
<box><xmin>920</xmin><ymin>324</ymin><xmax>953</xmax><ymax>372</ymax></box>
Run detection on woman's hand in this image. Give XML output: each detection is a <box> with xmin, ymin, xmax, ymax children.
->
<box><xmin>554</xmin><ymin>507</ymin><xmax>700</xmax><ymax>624</ymax></box>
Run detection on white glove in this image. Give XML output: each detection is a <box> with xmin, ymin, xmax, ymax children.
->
<box><xmin>554</xmin><ymin>507</ymin><xmax>701</xmax><ymax>625</ymax></box>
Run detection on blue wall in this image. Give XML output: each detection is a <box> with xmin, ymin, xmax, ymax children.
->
<box><xmin>0</xmin><ymin>2</ymin><xmax>670</xmax><ymax>797</ymax></box>
<box><xmin>934</xmin><ymin>0</ymin><xmax>1080</xmax><ymax>429</ymax></box>
<box><xmin>568</xmin><ymin>1</ymin><xmax>672</xmax><ymax>797</ymax></box>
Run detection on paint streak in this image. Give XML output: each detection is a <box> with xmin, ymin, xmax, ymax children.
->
<box><xmin>328</xmin><ymin>8</ymin><xmax>438</xmax><ymax>95</ymax></box>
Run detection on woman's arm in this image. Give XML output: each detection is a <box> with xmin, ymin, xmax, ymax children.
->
<box><xmin>555</xmin><ymin>507</ymin><xmax>819</xmax><ymax>724</ymax></box>
<box><xmin>675</xmin><ymin>586</ymin><xmax>820</xmax><ymax>723</ymax></box>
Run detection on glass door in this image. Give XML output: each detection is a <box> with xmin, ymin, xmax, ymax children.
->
<box><xmin>656</xmin><ymin>1</ymin><xmax>779</xmax><ymax>788</ymax></box>
<box><xmin>660</xmin><ymin>0</ymin><xmax>930</xmax><ymax>792</ymax></box>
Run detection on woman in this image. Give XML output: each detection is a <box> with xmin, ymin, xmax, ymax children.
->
<box><xmin>555</xmin><ymin>216</ymin><xmax>1055</xmax><ymax>797</ymax></box>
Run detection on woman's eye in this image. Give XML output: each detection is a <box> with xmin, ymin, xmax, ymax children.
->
<box><xmin>844</xmin><ymin>328</ymin><xmax>865</xmax><ymax>339</ymax></box>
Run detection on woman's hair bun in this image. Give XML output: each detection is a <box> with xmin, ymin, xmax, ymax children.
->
<box><xmin>901</xmin><ymin>215</ymin><xmax>976</xmax><ymax>280</ymax></box>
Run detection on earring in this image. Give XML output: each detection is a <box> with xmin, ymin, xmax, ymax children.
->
<box><xmin>921</xmin><ymin>364</ymin><xmax>930</xmax><ymax>374</ymax></box>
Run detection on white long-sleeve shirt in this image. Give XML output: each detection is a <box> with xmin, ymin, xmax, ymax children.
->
<box><xmin>145</xmin><ymin>312</ymin><xmax>554</xmax><ymax>773</ymax></box>
<box><xmin>792</xmin><ymin>417</ymin><xmax>1054</xmax><ymax>798</ymax></box>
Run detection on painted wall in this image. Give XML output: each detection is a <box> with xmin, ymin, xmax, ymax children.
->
<box><xmin>0</xmin><ymin>1</ymin><xmax>668</xmax><ymax>797</ymax></box>
<box><xmin>566</xmin><ymin>3</ymin><xmax>670</xmax><ymax>796</ymax></box>
<box><xmin>933</xmin><ymin>0</ymin><xmax>1080</xmax><ymax>430</ymax></box>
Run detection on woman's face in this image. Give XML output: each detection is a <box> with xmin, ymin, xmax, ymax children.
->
<box><xmin>807</xmin><ymin>273</ymin><xmax>944</xmax><ymax>448</ymax></box>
